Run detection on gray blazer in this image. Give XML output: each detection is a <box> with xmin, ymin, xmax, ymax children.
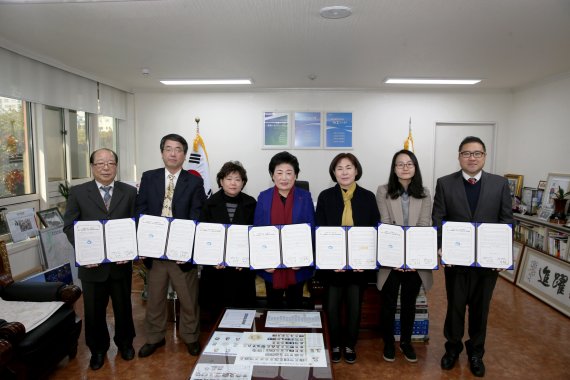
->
<box><xmin>375</xmin><ymin>184</ymin><xmax>434</xmax><ymax>291</ymax></box>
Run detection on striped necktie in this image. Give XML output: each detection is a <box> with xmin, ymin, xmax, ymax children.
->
<box><xmin>101</xmin><ymin>186</ymin><xmax>112</xmax><ymax>210</ymax></box>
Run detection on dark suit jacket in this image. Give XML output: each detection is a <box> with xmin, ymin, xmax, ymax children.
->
<box><xmin>63</xmin><ymin>180</ymin><xmax>137</xmax><ymax>282</ymax></box>
<box><xmin>432</xmin><ymin>170</ymin><xmax>513</xmax><ymax>248</ymax></box>
<box><xmin>136</xmin><ymin>168</ymin><xmax>207</xmax><ymax>270</ymax></box>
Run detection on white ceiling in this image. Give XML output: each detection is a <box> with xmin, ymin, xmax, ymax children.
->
<box><xmin>1</xmin><ymin>0</ymin><xmax>569</xmax><ymax>92</ymax></box>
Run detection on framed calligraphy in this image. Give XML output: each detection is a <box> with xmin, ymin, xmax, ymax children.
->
<box><xmin>516</xmin><ymin>247</ymin><xmax>570</xmax><ymax>317</ymax></box>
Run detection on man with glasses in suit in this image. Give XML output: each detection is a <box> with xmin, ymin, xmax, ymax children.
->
<box><xmin>432</xmin><ymin>136</ymin><xmax>513</xmax><ymax>377</ymax></box>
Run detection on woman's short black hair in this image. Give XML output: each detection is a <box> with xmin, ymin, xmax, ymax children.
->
<box><xmin>386</xmin><ymin>149</ymin><xmax>426</xmax><ymax>199</ymax></box>
<box><xmin>216</xmin><ymin>161</ymin><xmax>248</xmax><ymax>188</ymax></box>
<box><xmin>160</xmin><ymin>133</ymin><xmax>189</xmax><ymax>154</ymax></box>
<box><xmin>328</xmin><ymin>153</ymin><xmax>363</xmax><ymax>182</ymax></box>
<box><xmin>268</xmin><ymin>151</ymin><xmax>300</xmax><ymax>176</ymax></box>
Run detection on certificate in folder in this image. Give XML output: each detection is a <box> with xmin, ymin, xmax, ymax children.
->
<box><xmin>74</xmin><ymin>218</ymin><xmax>138</xmax><ymax>266</ymax></box>
<box><xmin>249</xmin><ymin>224</ymin><xmax>313</xmax><ymax>270</ymax></box>
<box><xmin>191</xmin><ymin>223</ymin><xmax>251</xmax><ymax>267</ymax></box>
<box><xmin>441</xmin><ymin>221</ymin><xmax>513</xmax><ymax>269</ymax></box>
<box><xmin>137</xmin><ymin>214</ymin><xmax>196</xmax><ymax>262</ymax></box>
<box><xmin>315</xmin><ymin>226</ymin><xmax>377</xmax><ymax>270</ymax></box>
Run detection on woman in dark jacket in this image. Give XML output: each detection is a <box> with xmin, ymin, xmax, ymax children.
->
<box><xmin>315</xmin><ymin>153</ymin><xmax>380</xmax><ymax>364</ymax></box>
<box><xmin>199</xmin><ymin>161</ymin><xmax>257</xmax><ymax>316</ymax></box>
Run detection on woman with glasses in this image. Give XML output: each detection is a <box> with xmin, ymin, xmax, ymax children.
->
<box><xmin>315</xmin><ymin>153</ymin><xmax>379</xmax><ymax>364</ymax></box>
<box><xmin>199</xmin><ymin>161</ymin><xmax>257</xmax><ymax>317</ymax></box>
<box><xmin>376</xmin><ymin>149</ymin><xmax>433</xmax><ymax>363</ymax></box>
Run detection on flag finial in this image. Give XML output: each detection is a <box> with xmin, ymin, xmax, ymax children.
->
<box><xmin>404</xmin><ymin>117</ymin><xmax>415</xmax><ymax>152</ymax></box>
<box><xmin>195</xmin><ymin>117</ymin><xmax>200</xmax><ymax>134</ymax></box>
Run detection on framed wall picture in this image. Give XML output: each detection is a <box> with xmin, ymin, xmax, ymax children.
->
<box><xmin>515</xmin><ymin>247</ymin><xmax>570</xmax><ymax>317</ymax></box>
<box><xmin>499</xmin><ymin>241</ymin><xmax>524</xmax><ymax>283</ymax></box>
<box><xmin>537</xmin><ymin>180</ymin><xmax>547</xmax><ymax>190</ymax></box>
<box><xmin>263</xmin><ymin>112</ymin><xmax>290</xmax><ymax>149</ymax></box>
<box><xmin>293</xmin><ymin>112</ymin><xmax>322</xmax><ymax>149</ymax></box>
<box><xmin>504</xmin><ymin>174</ymin><xmax>524</xmax><ymax>198</ymax></box>
<box><xmin>37</xmin><ymin>207</ymin><xmax>64</xmax><ymax>228</ymax></box>
<box><xmin>543</xmin><ymin>173</ymin><xmax>570</xmax><ymax>209</ymax></box>
<box><xmin>5</xmin><ymin>208</ymin><xmax>39</xmax><ymax>243</ymax></box>
<box><xmin>325</xmin><ymin>112</ymin><xmax>352</xmax><ymax>149</ymax></box>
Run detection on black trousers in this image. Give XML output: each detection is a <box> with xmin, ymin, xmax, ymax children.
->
<box><xmin>265</xmin><ymin>281</ymin><xmax>305</xmax><ymax>309</ymax></box>
<box><xmin>82</xmin><ymin>275</ymin><xmax>135</xmax><ymax>354</ymax></box>
<box><xmin>324</xmin><ymin>282</ymin><xmax>364</xmax><ymax>349</ymax></box>
<box><xmin>200</xmin><ymin>266</ymin><xmax>257</xmax><ymax>318</ymax></box>
<box><xmin>443</xmin><ymin>267</ymin><xmax>498</xmax><ymax>358</ymax></box>
<box><xmin>380</xmin><ymin>270</ymin><xmax>422</xmax><ymax>345</ymax></box>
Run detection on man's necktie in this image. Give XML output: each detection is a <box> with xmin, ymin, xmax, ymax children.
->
<box><xmin>101</xmin><ymin>186</ymin><xmax>112</xmax><ymax>210</ymax></box>
<box><xmin>161</xmin><ymin>174</ymin><xmax>175</xmax><ymax>217</ymax></box>
<box><xmin>468</xmin><ymin>177</ymin><xmax>477</xmax><ymax>185</ymax></box>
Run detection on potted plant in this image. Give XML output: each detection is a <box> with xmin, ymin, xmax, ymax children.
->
<box><xmin>550</xmin><ymin>186</ymin><xmax>570</xmax><ymax>224</ymax></box>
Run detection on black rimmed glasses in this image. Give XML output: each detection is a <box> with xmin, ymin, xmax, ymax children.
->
<box><xmin>459</xmin><ymin>151</ymin><xmax>486</xmax><ymax>159</ymax></box>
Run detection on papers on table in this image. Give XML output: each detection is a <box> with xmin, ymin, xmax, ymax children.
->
<box><xmin>234</xmin><ymin>332</ymin><xmax>327</xmax><ymax>367</ymax></box>
<box><xmin>442</xmin><ymin>221</ymin><xmax>513</xmax><ymax>269</ymax></box>
<box><xmin>74</xmin><ymin>218</ymin><xmax>137</xmax><ymax>266</ymax></box>
<box><xmin>202</xmin><ymin>331</ymin><xmax>243</xmax><ymax>356</ymax></box>
<box><xmin>249</xmin><ymin>224</ymin><xmax>314</xmax><ymax>269</ymax></box>
<box><xmin>265</xmin><ymin>311</ymin><xmax>322</xmax><ymax>328</ymax></box>
<box><xmin>190</xmin><ymin>364</ymin><xmax>253</xmax><ymax>380</ymax></box>
<box><xmin>218</xmin><ymin>309</ymin><xmax>256</xmax><ymax>329</ymax></box>
<box><xmin>377</xmin><ymin>224</ymin><xmax>438</xmax><ymax>270</ymax></box>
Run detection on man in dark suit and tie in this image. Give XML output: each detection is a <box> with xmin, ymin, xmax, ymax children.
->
<box><xmin>137</xmin><ymin>133</ymin><xmax>207</xmax><ymax>358</ymax></box>
<box><xmin>432</xmin><ymin>136</ymin><xmax>513</xmax><ymax>377</ymax></box>
<box><xmin>63</xmin><ymin>148</ymin><xmax>137</xmax><ymax>370</ymax></box>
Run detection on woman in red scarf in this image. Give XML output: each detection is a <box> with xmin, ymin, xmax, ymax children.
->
<box><xmin>253</xmin><ymin>152</ymin><xmax>315</xmax><ymax>309</ymax></box>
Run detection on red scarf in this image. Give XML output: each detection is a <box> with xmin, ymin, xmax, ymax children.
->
<box><xmin>270</xmin><ymin>186</ymin><xmax>296</xmax><ymax>289</ymax></box>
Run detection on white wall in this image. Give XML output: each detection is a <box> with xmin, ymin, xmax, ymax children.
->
<box><xmin>135</xmin><ymin>90</ymin><xmax>512</xmax><ymax>199</ymax></box>
<box><xmin>507</xmin><ymin>73</ymin><xmax>570</xmax><ymax>188</ymax></box>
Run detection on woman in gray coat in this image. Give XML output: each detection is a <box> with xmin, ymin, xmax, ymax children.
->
<box><xmin>376</xmin><ymin>149</ymin><xmax>433</xmax><ymax>364</ymax></box>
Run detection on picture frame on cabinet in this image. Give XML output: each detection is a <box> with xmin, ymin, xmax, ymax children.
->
<box><xmin>515</xmin><ymin>247</ymin><xmax>570</xmax><ymax>317</ymax></box>
<box><xmin>543</xmin><ymin>173</ymin><xmax>570</xmax><ymax>209</ymax></box>
<box><xmin>537</xmin><ymin>180</ymin><xmax>547</xmax><ymax>190</ymax></box>
<box><xmin>504</xmin><ymin>174</ymin><xmax>524</xmax><ymax>198</ymax></box>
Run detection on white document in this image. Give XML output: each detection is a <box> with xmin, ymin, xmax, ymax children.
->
<box><xmin>315</xmin><ymin>226</ymin><xmax>347</xmax><ymax>270</ymax></box>
<box><xmin>193</xmin><ymin>222</ymin><xmax>226</xmax><ymax>265</ymax></box>
<box><xmin>377</xmin><ymin>224</ymin><xmax>405</xmax><ymax>269</ymax></box>
<box><xmin>190</xmin><ymin>364</ymin><xmax>253</xmax><ymax>380</ymax></box>
<box><xmin>249</xmin><ymin>226</ymin><xmax>282</xmax><ymax>269</ymax></box>
<box><xmin>405</xmin><ymin>226</ymin><xmax>438</xmax><ymax>269</ymax></box>
<box><xmin>104</xmin><ymin>218</ymin><xmax>138</xmax><ymax>262</ymax></box>
<box><xmin>442</xmin><ymin>221</ymin><xmax>476</xmax><ymax>266</ymax></box>
<box><xmin>165</xmin><ymin>218</ymin><xmax>196</xmax><ymax>262</ymax></box>
<box><xmin>224</xmin><ymin>224</ymin><xmax>251</xmax><ymax>268</ymax></box>
<box><xmin>347</xmin><ymin>226</ymin><xmax>378</xmax><ymax>269</ymax></box>
<box><xmin>218</xmin><ymin>309</ymin><xmax>256</xmax><ymax>329</ymax></box>
<box><xmin>280</xmin><ymin>223</ymin><xmax>313</xmax><ymax>268</ymax></box>
<box><xmin>476</xmin><ymin>223</ymin><xmax>513</xmax><ymax>269</ymax></box>
<box><xmin>265</xmin><ymin>311</ymin><xmax>322</xmax><ymax>328</ymax></box>
<box><xmin>203</xmin><ymin>331</ymin><xmax>243</xmax><ymax>356</ymax></box>
<box><xmin>136</xmin><ymin>214</ymin><xmax>169</xmax><ymax>258</ymax></box>
<box><xmin>74</xmin><ymin>221</ymin><xmax>105</xmax><ymax>266</ymax></box>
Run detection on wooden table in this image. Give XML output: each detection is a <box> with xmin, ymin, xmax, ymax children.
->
<box><xmin>189</xmin><ymin>308</ymin><xmax>334</xmax><ymax>380</ymax></box>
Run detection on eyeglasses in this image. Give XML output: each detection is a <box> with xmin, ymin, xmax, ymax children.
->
<box><xmin>459</xmin><ymin>151</ymin><xmax>486</xmax><ymax>159</ymax></box>
<box><xmin>92</xmin><ymin>161</ymin><xmax>117</xmax><ymax>168</ymax></box>
<box><xmin>395</xmin><ymin>162</ymin><xmax>415</xmax><ymax>169</ymax></box>
<box><xmin>163</xmin><ymin>147</ymin><xmax>184</xmax><ymax>154</ymax></box>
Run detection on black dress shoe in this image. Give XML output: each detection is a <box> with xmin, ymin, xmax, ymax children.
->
<box><xmin>120</xmin><ymin>345</ymin><xmax>135</xmax><ymax>361</ymax></box>
<box><xmin>89</xmin><ymin>353</ymin><xmax>105</xmax><ymax>370</ymax></box>
<box><xmin>187</xmin><ymin>341</ymin><xmax>201</xmax><ymax>356</ymax></box>
<box><xmin>469</xmin><ymin>356</ymin><xmax>486</xmax><ymax>377</ymax></box>
<box><xmin>441</xmin><ymin>352</ymin><xmax>459</xmax><ymax>370</ymax></box>
<box><xmin>138</xmin><ymin>338</ymin><xmax>166</xmax><ymax>358</ymax></box>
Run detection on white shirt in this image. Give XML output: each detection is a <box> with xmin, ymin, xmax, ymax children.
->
<box><xmin>164</xmin><ymin>169</ymin><xmax>182</xmax><ymax>190</ymax></box>
<box><xmin>462</xmin><ymin>171</ymin><xmax>482</xmax><ymax>183</ymax></box>
<box><xmin>95</xmin><ymin>180</ymin><xmax>115</xmax><ymax>201</ymax></box>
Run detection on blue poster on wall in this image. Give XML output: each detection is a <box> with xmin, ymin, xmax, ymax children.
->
<box><xmin>326</xmin><ymin>112</ymin><xmax>352</xmax><ymax>148</ymax></box>
<box><xmin>264</xmin><ymin>112</ymin><xmax>290</xmax><ymax>148</ymax></box>
<box><xmin>294</xmin><ymin>112</ymin><xmax>321</xmax><ymax>148</ymax></box>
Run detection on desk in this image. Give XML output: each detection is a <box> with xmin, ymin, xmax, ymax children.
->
<box><xmin>189</xmin><ymin>309</ymin><xmax>334</xmax><ymax>380</ymax></box>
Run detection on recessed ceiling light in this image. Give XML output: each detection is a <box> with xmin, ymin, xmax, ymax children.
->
<box><xmin>160</xmin><ymin>79</ymin><xmax>252</xmax><ymax>86</ymax></box>
<box><xmin>384</xmin><ymin>78</ymin><xmax>481</xmax><ymax>85</ymax></box>
<box><xmin>320</xmin><ymin>6</ymin><xmax>352</xmax><ymax>19</ymax></box>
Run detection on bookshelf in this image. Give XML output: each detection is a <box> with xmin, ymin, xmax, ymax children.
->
<box><xmin>514</xmin><ymin>214</ymin><xmax>570</xmax><ymax>262</ymax></box>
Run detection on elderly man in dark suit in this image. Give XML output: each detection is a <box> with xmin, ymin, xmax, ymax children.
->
<box><xmin>432</xmin><ymin>136</ymin><xmax>513</xmax><ymax>377</ymax></box>
<box><xmin>137</xmin><ymin>133</ymin><xmax>206</xmax><ymax>358</ymax></box>
<box><xmin>63</xmin><ymin>148</ymin><xmax>137</xmax><ymax>371</ymax></box>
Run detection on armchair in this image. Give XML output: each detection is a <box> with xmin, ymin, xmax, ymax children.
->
<box><xmin>0</xmin><ymin>241</ymin><xmax>82</xmax><ymax>379</ymax></box>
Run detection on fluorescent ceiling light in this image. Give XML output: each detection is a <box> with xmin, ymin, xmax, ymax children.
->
<box><xmin>160</xmin><ymin>79</ymin><xmax>252</xmax><ymax>86</ymax></box>
<box><xmin>385</xmin><ymin>78</ymin><xmax>481</xmax><ymax>85</ymax></box>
